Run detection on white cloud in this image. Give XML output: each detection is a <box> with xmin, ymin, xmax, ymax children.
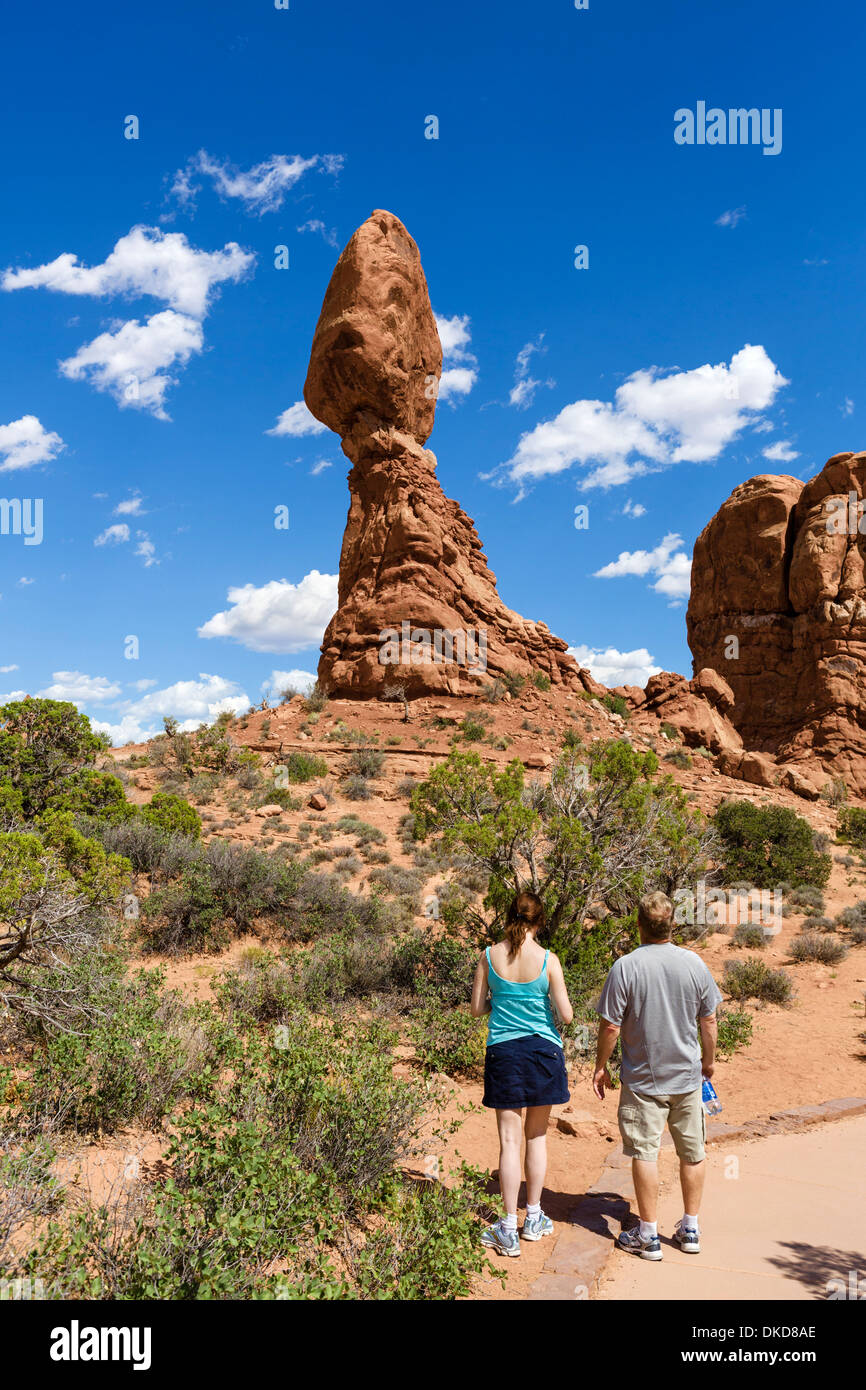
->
<box><xmin>715</xmin><ymin>207</ymin><xmax>746</xmax><ymax>228</ymax></box>
<box><xmin>623</xmin><ymin>498</ymin><xmax>647</xmax><ymax>518</ymax></box>
<box><xmin>261</xmin><ymin>668</ymin><xmax>317</xmax><ymax>699</ymax></box>
<box><xmin>435</xmin><ymin>313</ymin><xmax>478</xmax><ymax>403</ymax></box>
<box><xmin>198</xmin><ymin>569</ymin><xmax>338</xmax><ymax>653</ymax></box>
<box><xmin>267</xmin><ymin>400</ymin><xmax>327</xmax><ymax>438</ymax></box>
<box><xmin>170</xmin><ymin>151</ymin><xmax>343</xmax><ymax>216</ymax></box>
<box><xmin>842</xmin><ymin>397</ymin><xmax>854</xmax><ymax>417</ymax></box>
<box><xmin>509</xmin><ymin>336</ymin><xmax>554</xmax><ymax>410</ymax></box>
<box><xmin>0</xmin><ymin>690</ymin><xmax>27</xmax><ymax>703</ymax></box>
<box><xmin>567</xmin><ymin>644</ymin><xmax>662</xmax><ymax>689</ymax></box>
<box><xmin>128</xmin><ymin>678</ymin><xmax>158</xmax><ymax>691</ymax></box>
<box><xmin>762</xmin><ymin>440</ymin><xmax>799</xmax><ymax>463</ymax></box>
<box><xmin>92</xmin><ymin>673</ymin><xmax>251</xmax><ymax>746</ymax></box>
<box><xmin>3</xmin><ymin>225</ymin><xmax>253</xmax><ymax>319</ymax></box>
<box><xmin>60</xmin><ymin>310</ymin><xmax>204</xmax><ymax>419</ymax></box>
<box><xmin>37</xmin><ymin>671</ymin><xmax>123</xmax><ymax>705</ymax></box>
<box><xmin>16</xmin><ymin>577</ymin><xmax>34</xmax><ymax>587</ymax></box>
<box><xmin>297</xmin><ymin>219</ymin><xmax>339</xmax><ymax>248</ymax></box>
<box><xmin>114</xmin><ymin>494</ymin><xmax>145</xmax><ymax>515</ymax></box>
<box><xmin>501</xmin><ymin>345</ymin><xmax>788</xmax><ymax>493</ymax></box>
<box><xmin>94</xmin><ymin>523</ymin><xmax>130</xmax><ymax>547</ymax></box>
<box><xmin>310</xmin><ymin>458</ymin><xmax>332</xmax><ymax>476</ymax></box>
<box><xmin>594</xmin><ymin>532</ymin><xmax>692</xmax><ymax>603</ymax></box>
<box><xmin>0</xmin><ymin>415</ymin><xmax>64</xmax><ymax>472</ymax></box>
<box><xmin>134</xmin><ymin>532</ymin><xmax>158</xmax><ymax>567</ymax></box>
<box><xmin>803</xmin><ymin>257</ymin><xmax>829</xmax><ymax>267</ymax></box>
<box><xmin>0</xmin><ymin>664</ymin><xmax>19</xmax><ymax>673</ymax></box>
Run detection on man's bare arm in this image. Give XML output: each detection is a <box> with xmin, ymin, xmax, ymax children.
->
<box><xmin>699</xmin><ymin>1013</ymin><xmax>717</xmax><ymax>1079</ymax></box>
<box><xmin>592</xmin><ymin>1019</ymin><xmax>620</xmax><ymax>1100</ymax></box>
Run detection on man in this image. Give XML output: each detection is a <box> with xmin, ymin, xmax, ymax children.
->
<box><xmin>593</xmin><ymin>890</ymin><xmax>722</xmax><ymax>1261</ymax></box>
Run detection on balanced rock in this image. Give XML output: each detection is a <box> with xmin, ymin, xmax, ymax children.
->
<box><xmin>304</xmin><ymin>210</ymin><xmax>595</xmax><ymax>700</ymax></box>
<box><xmin>687</xmin><ymin>451</ymin><xmax>866</xmax><ymax>792</ymax></box>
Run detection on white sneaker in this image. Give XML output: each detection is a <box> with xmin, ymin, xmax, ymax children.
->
<box><xmin>672</xmin><ymin>1220</ymin><xmax>701</xmax><ymax>1254</ymax></box>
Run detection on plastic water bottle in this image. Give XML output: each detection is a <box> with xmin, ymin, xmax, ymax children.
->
<box><xmin>702</xmin><ymin>1078</ymin><xmax>722</xmax><ymax>1116</ymax></box>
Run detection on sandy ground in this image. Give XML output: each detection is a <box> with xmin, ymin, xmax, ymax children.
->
<box><xmin>597</xmin><ymin>1115</ymin><xmax>866</xmax><ymax>1301</ymax></box>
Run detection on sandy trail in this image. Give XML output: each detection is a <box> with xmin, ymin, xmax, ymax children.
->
<box><xmin>596</xmin><ymin>1115</ymin><xmax>866</xmax><ymax>1301</ymax></box>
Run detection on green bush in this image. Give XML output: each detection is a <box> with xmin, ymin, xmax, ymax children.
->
<box><xmin>789</xmin><ymin>932</ymin><xmax>848</xmax><ymax>965</ymax></box>
<box><xmin>723</xmin><ymin>957</ymin><xmax>794</xmax><ymax>1005</ymax></box>
<box><xmin>140</xmin><ymin>791</ymin><xmax>201</xmax><ymax>840</ymax></box>
<box><xmin>714</xmin><ymin>800</ymin><xmax>831</xmax><ymax>889</ymax></box>
<box><xmin>459</xmin><ymin>719</ymin><xmax>486</xmax><ymax>742</ymax></box>
<box><xmin>409</xmin><ymin>1001</ymin><xmax>486</xmax><ymax>1077</ymax></box>
<box><xmin>715</xmin><ymin>1005</ymin><xmax>754</xmax><ymax>1057</ymax></box>
<box><xmin>732</xmin><ymin>924</ymin><xmax>766</xmax><ymax>949</ymax></box>
<box><xmin>837</xmin><ymin>805</ymin><xmax>866</xmax><ymax>848</ymax></box>
<box><xmin>282</xmin><ymin>752</ymin><xmax>330</xmax><ymax>784</ymax></box>
<box><xmin>0</xmin><ymin>699</ymin><xmax>107</xmax><ymax>819</ymax></box>
<box><xmin>602</xmin><ymin>694</ymin><xmax>629</xmax><ymax>718</ymax></box>
<box><xmin>25</xmin><ymin>965</ymin><xmax>218</xmax><ymax>1133</ymax></box>
<box><xmin>346</xmin><ymin>749</ymin><xmax>384</xmax><ymax>780</ymax></box>
<box><xmin>392</xmin><ymin>932</ymin><xmax>476</xmax><ymax>1007</ymax></box>
<box><xmin>531</xmin><ymin>671</ymin><xmax>551</xmax><ymax>692</ymax></box>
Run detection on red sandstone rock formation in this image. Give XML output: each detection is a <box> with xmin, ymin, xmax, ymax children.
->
<box><xmin>304</xmin><ymin>210</ymin><xmax>595</xmax><ymax>699</ymax></box>
<box><xmin>687</xmin><ymin>450</ymin><xmax>866</xmax><ymax>793</ymax></box>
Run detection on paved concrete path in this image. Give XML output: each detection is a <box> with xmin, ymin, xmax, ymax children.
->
<box><xmin>596</xmin><ymin>1114</ymin><xmax>866</xmax><ymax>1301</ymax></box>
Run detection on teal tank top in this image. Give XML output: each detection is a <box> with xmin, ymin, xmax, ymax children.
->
<box><xmin>485</xmin><ymin>947</ymin><xmax>563</xmax><ymax>1050</ymax></box>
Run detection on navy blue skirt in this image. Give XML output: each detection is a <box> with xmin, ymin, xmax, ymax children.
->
<box><xmin>483</xmin><ymin>1033</ymin><xmax>570</xmax><ymax>1109</ymax></box>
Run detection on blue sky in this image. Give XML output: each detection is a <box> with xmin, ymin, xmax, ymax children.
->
<box><xmin>1</xmin><ymin>0</ymin><xmax>864</xmax><ymax>743</ymax></box>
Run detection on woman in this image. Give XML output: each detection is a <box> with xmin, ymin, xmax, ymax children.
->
<box><xmin>471</xmin><ymin>889</ymin><xmax>574</xmax><ymax>1257</ymax></box>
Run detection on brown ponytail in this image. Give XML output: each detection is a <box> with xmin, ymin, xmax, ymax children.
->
<box><xmin>504</xmin><ymin>890</ymin><xmax>546</xmax><ymax>958</ymax></box>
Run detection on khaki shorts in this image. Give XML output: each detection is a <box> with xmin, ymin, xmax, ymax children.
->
<box><xmin>618</xmin><ymin>1083</ymin><xmax>706</xmax><ymax>1163</ymax></box>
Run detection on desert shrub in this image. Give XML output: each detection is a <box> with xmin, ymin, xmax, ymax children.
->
<box><xmin>396</xmin><ymin>776</ymin><xmax>417</xmax><ymax>799</ymax></box>
<box><xmin>0</xmin><ymin>828</ymin><xmax>127</xmax><ymax>1030</ymax></box>
<box><xmin>850</xmin><ymin>925</ymin><xmax>866</xmax><ymax>946</ymax></box>
<box><xmin>45</xmin><ymin>769</ymin><xmax>135</xmax><ymax>823</ymax></box>
<box><xmin>482</xmin><ymin>680</ymin><xmax>506</xmax><ymax>703</ymax></box>
<box><xmin>332</xmin><ymin>854</ymin><xmax>362</xmax><ymax>877</ymax></box>
<box><xmin>723</xmin><ymin>958</ymin><xmax>793</xmax><ymax>1005</ymax></box>
<box><xmin>25</xmin><ymin>966</ymin><xmax>217</xmax><ymax>1133</ymax></box>
<box><xmin>789</xmin><ymin>932</ymin><xmax>848</xmax><ymax>965</ymax></box>
<box><xmin>215</xmin><ymin>951</ymin><xmax>298</xmax><ymax>1022</ymax></box>
<box><xmin>82</xmin><ymin>816</ymin><xmax>198</xmax><ymax>879</ymax></box>
<box><xmin>0</xmin><ymin>699</ymin><xmax>107</xmax><ymax>819</ymax></box>
<box><xmin>602</xmin><ymin>694</ymin><xmax>629</xmax><ymax>718</ymax></box>
<box><xmin>459</xmin><ymin>718</ymin><xmax>486</xmax><ymax>743</ymax></box>
<box><xmin>0</xmin><ymin>1135</ymin><xmax>63</xmax><ymax>1277</ymax></box>
<box><xmin>661</xmin><ymin>722</ymin><xmax>680</xmax><ymax>741</ymax></box>
<box><xmin>336</xmin><ymin>815</ymin><xmax>386</xmax><ymax>845</ymax></box>
<box><xmin>412</xmin><ymin>743</ymin><xmax>711</xmax><ymax>986</ymax></box>
<box><xmin>303</xmin><ymin>682</ymin><xmax>330</xmax><ymax>714</ymax></box>
<box><xmin>822</xmin><ymin>777</ymin><xmax>848</xmax><ymax>808</ymax></box>
<box><xmin>502</xmin><ymin>673</ymin><xmax>525</xmax><ymax>697</ymax></box>
<box><xmin>142</xmin><ymin>861</ymin><xmax>229</xmax><ymax>954</ymax></box>
<box><xmin>141</xmin><ymin>792</ymin><xmax>201</xmax><ymax>840</ymax></box>
<box><xmin>786</xmin><ymin>884</ymin><xmax>825</xmax><ymax>914</ymax></box>
<box><xmin>187</xmin><ymin>773</ymin><xmax>218</xmax><ymax>804</ymax></box>
<box><xmin>715</xmin><ymin>1005</ymin><xmax>754</xmax><ymax>1057</ymax></box>
<box><xmin>282</xmin><ymin>752</ymin><xmax>329</xmax><ymax>784</ymax></box>
<box><xmin>341</xmin><ymin>774</ymin><xmax>372</xmax><ymax>801</ymax></box>
<box><xmin>290</xmin><ymin>932</ymin><xmax>398</xmax><ymax>1006</ymax></box>
<box><xmin>235</xmin><ymin>762</ymin><xmax>264</xmax><ymax>793</ymax></box>
<box><xmin>364</xmin><ymin>847</ymin><xmax>391</xmax><ymax>865</ymax></box>
<box><xmin>836</xmin><ymin>901</ymin><xmax>866</xmax><ymax>929</ymax></box>
<box><xmin>345</xmin><ymin>749</ymin><xmax>384</xmax><ymax>781</ymax></box>
<box><xmin>714</xmin><ymin>800</ymin><xmax>831</xmax><ymax>890</ymax></box>
<box><xmin>732</xmin><ymin>924</ymin><xmax>766</xmax><ymax>949</ymax></box>
<box><xmin>391</xmin><ymin>932</ymin><xmax>476</xmax><ymax>1008</ymax></box>
<box><xmin>409</xmin><ymin>1001</ymin><xmax>486</xmax><ymax>1077</ymax></box>
<box><xmin>837</xmin><ymin>805</ymin><xmax>866</xmax><ymax>848</ymax></box>
<box><xmin>531</xmin><ymin>671</ymin><xmax>551</xmax><ymax>692</ymax></box>
<box><xmin>665</xmin><ymin>751</ymin><xmax>691</xmax><ymax>770</ymax></box>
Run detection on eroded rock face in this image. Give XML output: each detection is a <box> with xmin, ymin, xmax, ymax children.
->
<box><xmin>304</xmin><ymin>210</ymin><xmax>593</xmax><ymax>699</ymax></box>
<box><xmin>687</xmin><ymin>451</ymin><xmax>866</xmax><ymax>791</ymax></box>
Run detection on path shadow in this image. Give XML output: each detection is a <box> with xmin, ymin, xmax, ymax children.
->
<box><xmin>767</xmin><ymin>1241</ymin><xmax>865</xmax><ymax>1298</ymax></box>
<box><xmin>484</xmin><ymin>1173</ymin><xmax>590</xmax><ymax>1224</ymax></box>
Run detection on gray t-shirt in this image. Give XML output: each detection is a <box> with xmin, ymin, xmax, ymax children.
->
<box><xmin>596</xmin><ymin>943</ymin><xmax>723</xmax><ymax>1096</ymax></box>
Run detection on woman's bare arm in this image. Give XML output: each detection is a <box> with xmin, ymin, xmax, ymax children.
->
<box><xmin>470</xmin><ymin>954</ymin><xmax>491</xmax><ymax>1017</ymax></box>
<box><xmin>547</xmin><ymin>952</ymin><xmax>573</xmax><ymax>1025</ymax></box>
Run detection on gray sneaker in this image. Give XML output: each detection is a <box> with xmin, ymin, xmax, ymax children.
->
<box><xmin>617</xmin><ymin>1226</ymin><xmax>663</xmax><ymax>1261</ymax></box>
<box><xmin>481</xmin><ymin>1218</ymin><xmax>521</xmax><ymax>1257</ymax></box>
<box><xmin>522</xmin><ymin>1212</ymin><xmax>554</xmax><ymax>1241</ymax></box>
<box><xmin>672</xmin><ymin>1221</ymin><xmax>701</xmax><ymax>1254</ymax></box>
